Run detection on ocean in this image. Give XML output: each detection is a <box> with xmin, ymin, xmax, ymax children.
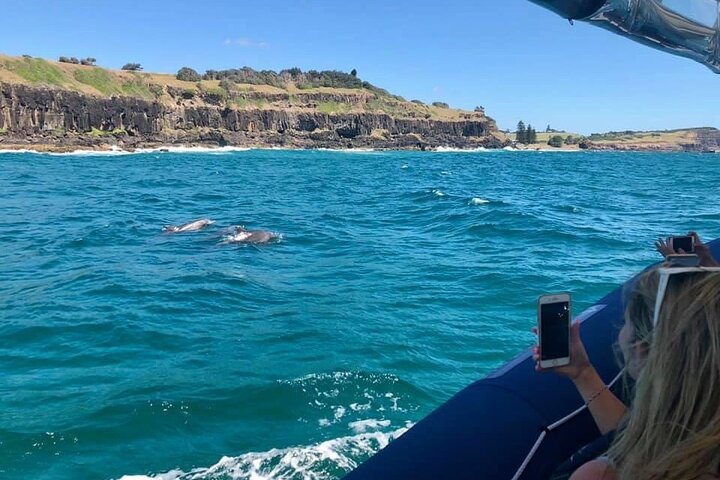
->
<box><xmin>1</xmin><ymin>148</ymin><xmax>718</xmax><ymax>479</ymax></box>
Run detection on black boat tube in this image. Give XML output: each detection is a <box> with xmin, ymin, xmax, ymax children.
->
<box><xmin>529</xmin><ymin>0</ymin><xmax>720</xmax><ymax>73</ymax></box>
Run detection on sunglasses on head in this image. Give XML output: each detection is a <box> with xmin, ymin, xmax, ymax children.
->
<box><xmin>653</xmin><ymin>267</ymin><xmax>720</xmax><ymax>327</ymax></box>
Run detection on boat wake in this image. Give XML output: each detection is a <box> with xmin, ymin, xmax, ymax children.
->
<box><xmin>118</xmin><ymin>424</ymin><xmax>411</xmax><ymax>480</ymax></box>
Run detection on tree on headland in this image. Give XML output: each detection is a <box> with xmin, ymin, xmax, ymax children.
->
<box><xmin>548</xmin><ymin>135</ymin><xmax>564</xmax><ymax>148</ymax></box>
<box><xmin>526</xmin><ymin>124</ymin><xmax>537</xmax><ymax>144</ymax></box>
<box><xmin>80</xmin><ymin>57</ymin><xmax>96</xmax><ymax>66</ymax></box>
<box><xmin>176</xmin><ymin>67</ymin><xmax>201</xmax><ymax>82</ymax></box>
<box><xmin>121</xmin><ymin>63</ymin><xmax>143</xmax><ymax>71</ymax></box>
<box><xmin>351</xmin><ymin>68</ymin><xmax>357</xmax><ymax>77</ymax></box>
<box><xmin>516</xmin><ymin>121</ymin><xmax>526</xmax><ymax>144</ymax></box>
<box><xmin>432</xmin><ymin>101</ymin><xmax>449</xmax><ymax>108</ymax></box>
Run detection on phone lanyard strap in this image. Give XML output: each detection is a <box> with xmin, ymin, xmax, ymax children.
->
<box><xmin>510</xmin><ymin>369</ymin><xmax>624</xmax><ymax>480</ymax></box>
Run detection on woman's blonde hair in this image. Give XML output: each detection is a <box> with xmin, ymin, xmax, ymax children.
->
<box><xmin>610</xmin><ymin>271</ymin><xmax>720</xmax><ymax>480</ymax></box>
<box><xmin>622</xmin><ymin>268</ymin><xmax>660</xmax><ymax>346</ymax></box>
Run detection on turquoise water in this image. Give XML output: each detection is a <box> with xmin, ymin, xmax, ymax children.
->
<box><xmin>1</xmin><ymin>149</ymin><xmax>718</xmax><ymax>479</ymax></box>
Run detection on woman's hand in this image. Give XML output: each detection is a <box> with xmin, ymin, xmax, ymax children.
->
<box><xmin>690</xmin><ymin>231</ymin><xmax>719</xmax><ymax>267</ymax></box>
<box><xmin>655</xmin><ymin>236</ymin><xmax>675</xmax><ymax>257</ymax></box>
<box><xmin>655</xmin><ymin>232</ymin><xmax>718</xmax><ymax>267</ymax></box>
<box><xmin>533</xmin><ymin>320</ymin><xmax>592</xmax><ymax>380</ymax></box>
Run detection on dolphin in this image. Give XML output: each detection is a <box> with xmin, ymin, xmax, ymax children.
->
<box><xmin>163</xmin><ymin>218</ymin><xmax>215</xmax><ymax>233</ymax></box>
<box><xmin>225</xmin><ymin>225</ymin><xmax>279</xmax><ymax>245</ymax></box>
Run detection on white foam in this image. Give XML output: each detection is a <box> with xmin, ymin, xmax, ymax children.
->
<box><xmin>349</xmin><ymin>402</ymin><xmax>371</xmax><ymax>411</ymax></box>
<box><xmin>469</xmin><ymin>197</ymin><xmax>490</xmax><ymax>205</ymax></box>
<box><xmin>333</xmin><ymin>406</ymin><xmax>346</xmax><ymax>421</ymax></box>
<box><xmin>500</xmin><ymin>146</ymin><xmax>583</xmax><ymax>153</ymax></box>
<box><xmin>0</xmin><ymin>148</ymin><xmax>45</xmax><ymax>154</ymax></box>
<box><xmin>116</xmin><ymin>426</ymin><xmax>410</xmax><ymax>480</ymax></box>
<box><xmin>433</xmin><ymin>146</ymin><xmax>489</xmax><ymax>152</ymax></box>
<box><xmin>316</xmin><ymin>148</ymin><xmax>377</xmax><ymax>153</ymax></box>
<box><xmin>348</xmin><ymin>419</ymin><xmax>391</xmax><ymax>434</ymax></box>
<box><xmin>0</xmin><ymin>145</ymin><xmax>254</xmax><ymax>156</ymax></box>
<box><xmin>432</xmin><ymin>189</ymin><xmax>445</xmax><ymax>197</ymax></box>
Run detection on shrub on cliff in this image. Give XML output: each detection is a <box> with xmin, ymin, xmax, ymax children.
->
<box><xmin>202</xmin><ymin>66</ymin><xmax>371</xmax><ymax>91</ymax></box>
<box><xmin>432</xmin><ymin>101</ymin><xmax>449</xmax><ymax>108</ymax></box>
<box><xmin>59</xmin><ymin>56</ymin><xmax>80</xmax><ymax>64</ymax></box>
<box><xmin>80</xmin><ymin>57</ymin><xmax>96</xmax><ymax>66</ymax></box>
<box><xmin>547</xmin><ymin>135</ymin><xmax>564</xmax><ymax>148</ymax></box>
<box><xmin>149</xmin><ymin>84</ymin><xmax>164</xmax><ymax>98</ymax></box>
<box><xmin>564</xmin><ymin>135</ymin><xmax>585</xmax><ymax>145</ymax></box>
<box><xmin>177</xmin><ymin>67</ymin><xmax>201</xmax><ymax>82</ymax></box>
<box><xmin>121</xmin><ymin>63</ymin><xmax>143</xmax><ymax>71</ymax></box>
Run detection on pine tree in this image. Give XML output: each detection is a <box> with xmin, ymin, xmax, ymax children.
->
<box><xmin>517</xmin><ymin>121</ymin><xmax>526</xmax><ymax>144</ymax></box>
<box><xmin>527</xmin><ymin>124</ymin><xmax>537</xmax><ymax>144</ymax></box>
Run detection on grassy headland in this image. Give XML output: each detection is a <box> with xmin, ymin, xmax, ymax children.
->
<box><xmin>508</xmin><ymin>128</ymin><xmax>718</xmax><ymax>151</ymax></box>
<box><xmin>0</xmin><ymin>54</ymin><xmax>487</xmax><ymax>123</ymax></box>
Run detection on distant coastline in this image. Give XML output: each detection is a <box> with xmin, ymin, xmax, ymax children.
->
<box><xmin>1</xmin><ymin>143</ymin><xmax>717</xmax><ymax>156</ymax></box>
<box><xmin>0</xmin><ymin>54</ymin><xmax>717</xmax><ymax>153</ymax></box>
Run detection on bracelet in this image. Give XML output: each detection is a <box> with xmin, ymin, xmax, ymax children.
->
<box><xmin>586</xmin><ymin>384</ymin><xmax>609</xmax><ymax>406</ymax></box>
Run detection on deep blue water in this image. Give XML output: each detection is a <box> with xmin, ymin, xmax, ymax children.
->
<box><xmin>1</xmin><ymin>148</ymin><xmax>718</xmax><ymax>479</ymax></box>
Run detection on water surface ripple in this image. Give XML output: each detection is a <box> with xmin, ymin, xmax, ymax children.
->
<box><xmin>1</xmin><ymin>149</ymin><xmax>718</xmax><ymax>479</ymax></box>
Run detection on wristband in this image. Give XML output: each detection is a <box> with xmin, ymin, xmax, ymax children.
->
<box><xmin>586</xmin><ymin>384</ymin><xmax>609</xmax><ymax>406</ymax></box>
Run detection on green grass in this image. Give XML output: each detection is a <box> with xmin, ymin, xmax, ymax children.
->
<box><xmin>6</xmin><ymin>57</ymin><xmax>67</xmax><ymax>86</ymax></box>
<box><xmin>73</xmin><ymin>67</ymin><xmax>121</xmax><ymax>96</ymax></box>
<box><xmin>232</xmin><ymin>97</ymin><xmax>267</xmax><ymax>109</ymax></box>
<box><xmin>200</xmin><ymin>85</ymin><xmax>228</xmax><ymax>101</ymax></box>
<box><xmin>72</xmin><ymin>68</ymin><xmax>155</xmax><ymax>99</ymax></box>
<box><xmin>149</xmin><ymin>84</ymin><xmax>164</xmax><ymax>98</ymax></box>
<box><xmin>367</xmin><ymin>98</ymin><xmax>404</xmax><ymax>117</ymax></box>
<box><xmin>120</xmin><ymin>74</ymin><xmax>154</xmax><ymax>99</ymax></box>
<box><xmin>0</xmin><ymin>127</ymin><xmax>6</xmax><ymax>135</ymax></box>
<box><xmin>318</xmin><ymin>101</ymin><xmax>351</xmax><ymax>114</ymax></box>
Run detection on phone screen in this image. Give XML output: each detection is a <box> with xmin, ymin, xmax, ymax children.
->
<box><xmin>540</xmin><ymin>301</ymin><xmax>570</xmax><ymax>360</ymax></box>
<box><xmin>672</xmin><ymin>236</ymin><xmax>693</xmax><ymax>253</ymax></box>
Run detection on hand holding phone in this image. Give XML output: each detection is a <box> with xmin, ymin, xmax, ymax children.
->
<box><xmin>537</xmin><ymin>293</ymin><xmax>571</xmax><ymax>368</ymax></box>
<box><xmin>670</xmin><ymin>235</ymin><xmax>695</xmax><ymax>254</ymax></box>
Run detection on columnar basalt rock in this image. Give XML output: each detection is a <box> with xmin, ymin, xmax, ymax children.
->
<box><xmin>0</xmin><ymin>83</ymin><xmax>504</xmax><ymax>150</ymax></box>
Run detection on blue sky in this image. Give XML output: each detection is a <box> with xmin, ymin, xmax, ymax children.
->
<box><xmin>1</xmin><ymin>0</ymin><xmax>718</xmax><ymax>133</ymax></box>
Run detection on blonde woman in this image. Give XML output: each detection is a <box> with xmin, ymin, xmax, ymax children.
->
<box><xmin>536</xmin><ymin>268</ymin><xmax>658</xmax><ymax>479</ymax></box>
<box><xmin>572</xmin><ymin>268</ymin><xmax>720</xmax><ymax>480</ymax></box>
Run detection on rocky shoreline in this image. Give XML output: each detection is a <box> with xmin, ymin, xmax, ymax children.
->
<box><xmin>1</xmin><ymin>82</ymin><xmax>717</xmax><ymax>154</ymax></box>
<box><xmin>0</xmin><ymin>82</ymin><xmax>507</xmax><ymax>152</ymax></box>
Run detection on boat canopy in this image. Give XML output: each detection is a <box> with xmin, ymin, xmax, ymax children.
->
<box><xmin>529</xmin><ymin>0</ymin><xmax>720</xmax><ymax>73</ymax></box>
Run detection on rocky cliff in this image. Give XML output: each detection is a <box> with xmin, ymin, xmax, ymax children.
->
<box><xmin>0</xmin><ymin>82</ymin><xmax>504</xmax><ymax>151</ymax></box>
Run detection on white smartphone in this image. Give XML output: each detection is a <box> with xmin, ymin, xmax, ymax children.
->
<box><xmin>537</xmin><ymin>293</ymin><xmax>571</xmax><ymax>368</ymax></box>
